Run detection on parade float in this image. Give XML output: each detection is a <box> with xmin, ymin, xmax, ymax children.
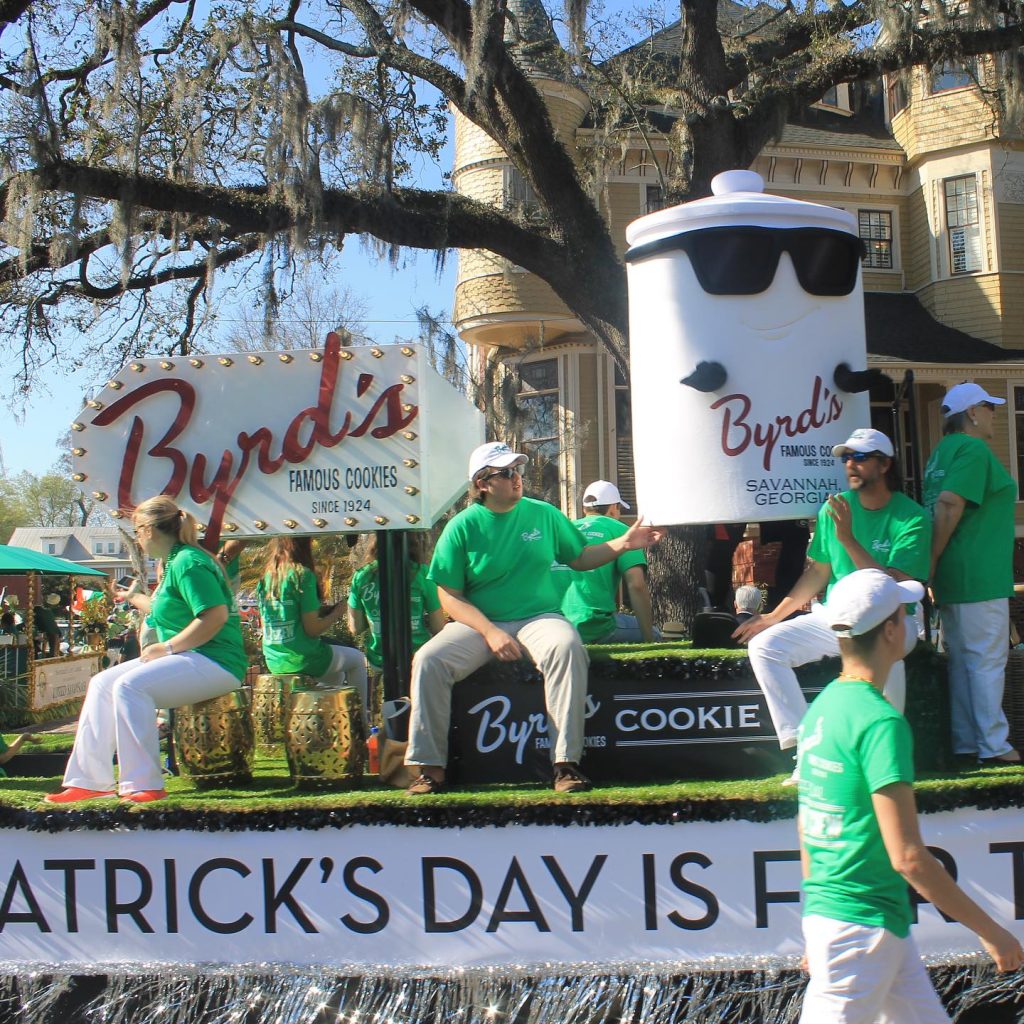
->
<box><xmin>2</xmin><ymin>176</ymin><xmax>1023</xmax><ymax>1023</ymax></box>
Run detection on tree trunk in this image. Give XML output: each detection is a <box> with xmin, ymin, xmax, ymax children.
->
<box><xmin>647</xmin><ymin>525</ymin><xmax>708</xmax><ymax>634</ymax></box>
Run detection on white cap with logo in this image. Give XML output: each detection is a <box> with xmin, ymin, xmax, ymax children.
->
<box><xmin>941</xmin><ymin>382</ymin><xmax>1005</xmax><ymax>417</ymax></box>
<box><xmin>832</xmin><ymin>428</ymin><xmax>894</xmax><ymax>459</ymax></box>
<box><xmin>825</xmin><ymin>568</ymin><xmax>924</xmax><ymax>638</ymax></box>
<box><xmin>468</xmin><ymin>441</ymin><xmax>527</xmax><ymax>480</ymax></box>
<box><xmin>582</xmin><ymin>480</ymin><xmax>631</xmax><ymax>510</ymax></box>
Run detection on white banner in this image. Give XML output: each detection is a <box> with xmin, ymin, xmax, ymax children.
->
<box><xmin>1</xmin><ymin>807</ymin><xmax>1022</xmax><ymax>970</ymax></box>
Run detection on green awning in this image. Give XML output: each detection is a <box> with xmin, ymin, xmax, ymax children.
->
<box><xmin>0</xmin><ymin>545</ymin><xmax>108</xmax><ymax>577</ymax></box>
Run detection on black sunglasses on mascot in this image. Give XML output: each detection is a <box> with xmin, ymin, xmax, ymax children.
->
<box><xmin>481</xmin><ymin>466</ymin><xmax>524</xmax><ymax>482</ymax></box>
<box><xmin>624</xmin><ymin>226</ymin><xmax>865</xmax><ymax>296</ymax></box>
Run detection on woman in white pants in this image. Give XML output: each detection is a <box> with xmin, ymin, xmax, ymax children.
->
<box><xmin>46</xmin><ymin>496</ymin><xmax>247</xmax><ymax>804</ymax></box>
<box><xmin>256</xmin><ymin>538</ymin><xmax>368</xmax><ymax>723</ymax></box>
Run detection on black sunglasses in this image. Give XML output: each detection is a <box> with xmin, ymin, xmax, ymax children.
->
<box><xmin>481</xmin><ymin>466</ymin><xmax>523</xmax><ymax>482</ymax></box>
<box><xmin>625</xmin><ymin>226</ymin><xmax>864</xmax><ymax>296</ymax></box>
<box><xmin>839</xmin><ymin>451</ymin><xmax>882</xmax><ymax>463</ymax></box>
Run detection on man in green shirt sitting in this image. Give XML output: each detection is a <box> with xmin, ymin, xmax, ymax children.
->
<box><xmin>797</xmin><ymin>568</ymin><xmax>1022</xmax><ymax>1022</ymax></box>
<box><xmin>559</xmin><ymin>480</ymin><xmax>657</xmax><ymax>644</ymax></box>
<box><xmin>406</xmin><ymin>442</ymin><xmax>662</xmax><ymax>795</ymax></box>
<box><xmin>735</xmin><ymin>428</ymin><xmax>930</xmax><ymax>777</ymax></box>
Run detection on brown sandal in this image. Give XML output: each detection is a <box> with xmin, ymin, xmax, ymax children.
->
<box><xmin>407</xmin><ymin>773</ymin><xmax>445</xmax><ymax>795</ymax></box>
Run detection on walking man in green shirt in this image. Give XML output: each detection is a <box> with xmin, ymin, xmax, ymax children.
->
<box><xmin>405</xmin><ymin>442</ymin><xmax>662</xmax><ymax>795</ymax></box>
<box><xmin>559</xmin><ymin>480</ymin><xmax>657</xmax><ymax>644</ymax></box>
<box><xmin>797</xmin><ymin>568</ymin><xmax>1022</xmax><ymax>1022</ymax></box>
<box><xmin>735</xmin><ymin>428</ymin><xmax>930</xmax><ymax>776</ymax></box>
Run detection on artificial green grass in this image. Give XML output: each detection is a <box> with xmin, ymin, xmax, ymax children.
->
<box><xmin>1</xmin><ymin>731</ymin><xmax>73</xmax><ymax>753</ymax></box>
<box><xmin>2</xmin><ymin>747</ymin><xmax>1022</xmax><ymax>816</ymax></box>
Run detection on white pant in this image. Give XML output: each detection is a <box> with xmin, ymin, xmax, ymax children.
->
<box><xmin>63</xmin><ymin>653</ymin><xmax>239</xmax><ymax>795</ymax></box>
<box><xmin>940</xmin><ymin>599</ymin><xmax>1012</xmax><ymax>759</ymax></box>
<box><xmin>406</xmin><ymin>615</ymin><xmax>589</xmax><ymax>767</ymax></box>
<box><xmin>800</xmin><ymin>915</ymin><xmax>950</xmax><ymax>1024</ymax></box>
<box><xmin>318</xmin><ymin>644</ymin><xmax>369</xmax><ymax>727</ymax></box>
<box><xmin>748</xmin><ymin>604</ymin><xmax>917</xmax><ymax>749</ymax></box>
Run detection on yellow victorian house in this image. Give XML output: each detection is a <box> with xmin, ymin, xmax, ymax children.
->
<box><xmin>452</xmin><ymin>2</ymin><xmax>1024</xmax><ymax>564</ymax></box>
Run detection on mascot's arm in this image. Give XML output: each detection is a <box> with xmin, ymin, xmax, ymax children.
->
<box><xmin>681</xmin><ymin>361</ymin><xmax>727</xmax><ymax>392</ymax></box>
<box><xmin>834</xmin><ymin>362</ymin><xmax>886</xmax><ymax>394</ymax></box>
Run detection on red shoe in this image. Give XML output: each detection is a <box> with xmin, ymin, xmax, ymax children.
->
<box><xmin>121</xmin><ymin>790</ymin><xmax>168</xmax><ymax>803</ymax></box>
<box><xmin>44</xmin><ymin>787</ymin><xmax>116</xmax><ymax>804</ymax></box>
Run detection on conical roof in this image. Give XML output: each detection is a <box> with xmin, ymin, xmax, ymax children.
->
<box><xmin>503</xmin><ymin>0</ymin><xmax>568</xmax><ymax>79</ymax></box>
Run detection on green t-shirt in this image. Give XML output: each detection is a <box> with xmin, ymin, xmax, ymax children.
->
<box><xmin>150</xmin><ymin>544</ymin><xmax>247</xmax><ymax>681</ymax></box>
<box><xmin>923</xmin><ymin>433</ymin><xmax>1016</xmax><ymax>605</ymax></box>
<box><xmin>807</xmin><ymin>489</ymin><xmax>931</xmax><ymax>598</ymax></box>
<box><xmin>798</xmin><ymin>679</ymin><xmax>915</xmax><ymax>937</ymax></box>
<box><xmin>257</xmin><ymin>566</ymin><xmax>331</xmax><ymax>677</ymax></box>
<box><xmin>429</xmin><ymin>497</ymin><xmax>587</xmax><ymax>622</ymax></box>
<box><xmin>348</xmin><ymin>562</ymin><xmax>441</xmax><ymax>668</ymax></box>
<box><xmin>560</xmin><ymin>515</ymin><xmax>647</xmax><ymax>642</ymax></box>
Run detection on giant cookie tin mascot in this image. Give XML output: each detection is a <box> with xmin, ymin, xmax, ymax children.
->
<box><xmin>625</xmin><ymin>169</ymin><xmax>878</xmax><ymax>525</ymax></box>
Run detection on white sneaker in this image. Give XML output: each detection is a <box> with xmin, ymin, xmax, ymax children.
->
<box><xmin>781</xmin><ymin>768</ymin><xmax>800</xmax><ymax>787</ymax></box>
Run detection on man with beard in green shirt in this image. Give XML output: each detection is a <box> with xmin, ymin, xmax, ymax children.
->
<box><xmin>736</xmin><ymin>428</ymin><xmax>930</xmax><ymax>781</ymax></box>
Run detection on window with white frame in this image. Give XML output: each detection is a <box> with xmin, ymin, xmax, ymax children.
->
<box><xmin>613</xmin><ymin>364</ymin><xmax>637</xmax><ymax>510</ymax></box>
<box><xmin>503</xmin><ymin>167</ymin><xmax>541</xmax><ymax>219</ymax></box>
<box><xmin>858</xmin><ymin>210</ymin><xmax>894</xmax><ymax>269</ymax></box>
<box><xmin>931</xmin><ymin>59</ymin><xmax>974</xmax><ymax>93</ymax></box>
<box><xmin>886</xmin><ymin>73</ymin><xmax>908</xmax><ymax>117</ymax></box>
<box><xmin>107</xmin><ymin>542</ymin><xmax>116</xmax><ymax>553</ymax></box>
<box><xmin>1014</xmin><ymin>386</ymin><xmax>1024</xmax><ymax>500</ymax></box>
<box><xmin>517</xmin><ymin>359</ymin><xmax>561</xmax><ymax>504</ymax></box>
<box><xmin>944</xmin><ymin>175</ymin><xmax>982</xmax><ymax>274</ymax></box>
<box><xmin>94</xmin><ymin>542</ymin><xmax>103</xmax><ymax>554</ymax></box>
<box><xmin>47</xmin><ymin>543</ymin><xmax>56</xmax><ymax>555</ymax></box>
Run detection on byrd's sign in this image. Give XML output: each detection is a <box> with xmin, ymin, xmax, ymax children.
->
<box><xmin>73</xmin><ymin>335</ymin><xmax>484</xmax><ymax>540</ymax></box>
<box><xmin>625</xmin><ymin>170</ymin><xmax>871</xmax><ymax>525</ymax></box>
<box><xmin>448</xmin><ymin>669</ymin><xmax>817</xmax><ymax>784</ymax></box>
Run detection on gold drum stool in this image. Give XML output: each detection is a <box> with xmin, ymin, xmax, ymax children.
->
<box><xmin>286</xmin><ymin>686</ymin><xmax>365</xmax><ymax>789</ymax></box>
<box><xmin>174</xmin><ymin>689</ymin><xmax>254</xmax><ymax>788</ymax></box>
<box><xmin>252</xmin><ymin>674</ymin><xmax>310</xmax><ymax>754</ymax></box>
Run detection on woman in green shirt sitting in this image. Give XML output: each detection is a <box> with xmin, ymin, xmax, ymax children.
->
<box><xmin>46</xmin><ymin>495</ymin><xmax>248</xmax><ymax>804</ymax></box>
<box><xmin>347</xmin><ymin>534</ymin><xmax>445</xmax><ymax>670</ymax></box>
<box><xmin>257</xmin><ymin>539</ymin><xmax>368</xmax><ymax>719</ymax></box>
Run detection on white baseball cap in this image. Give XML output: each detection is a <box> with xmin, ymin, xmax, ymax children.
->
<box><xmin>941</xmin><ymin>382</ymin><xmax>1005</xmax><ymax>417</ymax></box>
<box><xmin>832</xmin><ymin>428</ymin><xmax>894</xmax><ymax>459</ymax></box>
<box><xmin>582</xmin><ymin>480</ymin><xmax>631</xmax><ymax>510</ymax></box>
<box><xmin>825</xmin><ymin>568</ymin><xmax>924</xmax><ymax>638</ymax></box>
<box><xmin>468</xmin><ymin>441</ymin><xmax>527</xmax><ymax>480</ymax></box>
